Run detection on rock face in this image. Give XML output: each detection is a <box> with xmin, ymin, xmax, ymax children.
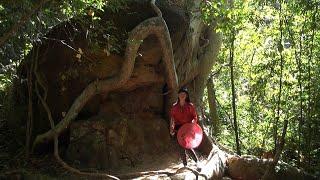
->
<box><xmin>22</xmin><ymin>2</ymin><xmax>184</xmax><ymax>135</ymax></box>
<box><xmin>66</xmin><ymin>113</ymin><xmax>171</xmax><ymax>170</ymax></box>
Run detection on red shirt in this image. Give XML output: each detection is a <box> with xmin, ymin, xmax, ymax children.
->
<box><xmin>170</xmin><ymin>102</ymin><xmax>198</xmax><ymax>126</ymax></box>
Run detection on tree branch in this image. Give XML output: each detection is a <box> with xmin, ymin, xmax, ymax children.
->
<box><xmin>33</xmin><ymin>16</ymin><xmax>178</xmax><ymax>146</ymax></box>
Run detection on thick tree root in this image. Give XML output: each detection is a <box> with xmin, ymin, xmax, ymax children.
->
<box><xmin>32</xmin><ymin>9</ymin><xmax>178</xmax><ymax>148</ymax></box>
<box><xmin>30</xmin><ymin>1</ymin><xmax>179</xmax><ymax>179</ymax></box>
<box><xmin>117</xmin><ymin>167</ymin><xmax>208</xmax><ymax>179</ymax></box>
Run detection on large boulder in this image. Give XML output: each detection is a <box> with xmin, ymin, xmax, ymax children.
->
<box><xmin>14</xmin><ymin>1</ymin><xmax>188</xmax><ymax>136</ymax></box>
<box><xmin>66</xmin><ymin>113</ymin><xmax>171</xmax><ymax>171</ymax></box>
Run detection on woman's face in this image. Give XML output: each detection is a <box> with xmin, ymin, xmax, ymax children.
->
<box><xmin>178</xmin><ymin>92</ymin><xmax>187</xmax><ymax>101</ymax></box>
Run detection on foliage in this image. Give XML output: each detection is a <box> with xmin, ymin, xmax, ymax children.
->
<box><xmin>201</xmin><ymin>0</ymin><xmax>320</xmax><ymax>175</ymax></box>
<box><xmin>0</xmin><ymin>0</ymin><xmax>130</xmax><ymax>105</ymax></box>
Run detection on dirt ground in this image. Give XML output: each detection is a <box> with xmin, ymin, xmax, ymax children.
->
<box><xmin>0</xmin><ymin>118</ymin><xmax>206</xmax><ymax>180</ymax></box>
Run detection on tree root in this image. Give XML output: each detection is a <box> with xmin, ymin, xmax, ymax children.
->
<box><xmin>32</xmin><ymin>3</ymin><xmax>178</xmax><ymax>147</ymax></box>
<box><xmin>54</xmin><ymin>147</ymin><xmax>120</xmax><ymax>180</ymax></box>
<box><xmin>117</xmin><ymin>166</ymin><xmax>208</xmax><ymax>179</ymax></box>
<box><xmin>34</xmin><ymin>57</ymin><xmax>121</xmax><ymax>180</ymax></box>
<box><xmin>150</xmin><ymin>0</ymin><xmax>162</xmax><ymax>17</ymax></box>
<box><xmin>29</xmin><ymin>1</ymin><xmax>180</xmax><ymax>179</ymax></box>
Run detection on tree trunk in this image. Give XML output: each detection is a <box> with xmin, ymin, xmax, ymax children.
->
<box><xmin>229</xmin><ymin>33</ymin><xmax>241</xmax><ymax>156</ymax></box>
<box><xmin>207</xmin><ymin>77</ymin><xmax>220</xmax><ymax>137</ymax></box>
<box><xmin>273</xmin><ymin>0</ymin><xmax>284</xmax><ymax>154</ymax></box>
<box><xmin>306</xmin><ymin>6</ymin><xmax>317</xmax><ymax>169</ymax></box>
<box><xmin>262</xmin><ymin>119</ymin><xmax>288</xmax><ymax>180</ymax></box>
<box><xmin>288</xmin><ymin>16</ymin><xmax>305</xmax><ymax>168</ymax></box>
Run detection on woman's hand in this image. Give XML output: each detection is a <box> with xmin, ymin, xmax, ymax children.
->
<box><xmin>170</xmin><ymin>128</ymin><xmax>175</xmax><ymax>136</ymax></box>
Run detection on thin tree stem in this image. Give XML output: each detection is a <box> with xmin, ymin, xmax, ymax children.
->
<box><xmin>230</xmin><ymin>32</ymin><xmax>241</xmax><ymax>155</ymax></box>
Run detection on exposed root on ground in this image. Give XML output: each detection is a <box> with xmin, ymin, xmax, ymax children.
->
<box><xmin>117</xmin><ymin>166</ymin><xmax>207</xmax><ymax>179</ymax></box>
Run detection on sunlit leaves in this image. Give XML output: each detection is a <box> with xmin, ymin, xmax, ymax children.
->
<box><xmin>203</xmin><ymin>0</ymin><xmax>320</xmax><ymax>172</ymax></box>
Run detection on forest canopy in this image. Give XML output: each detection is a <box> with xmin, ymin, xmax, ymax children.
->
<box><xmin>201</xmin><ymin>0</ymin><xmax>320</xmax><ymax>175</ymax></box>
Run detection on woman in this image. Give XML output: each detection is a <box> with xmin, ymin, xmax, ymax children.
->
<box><xmin>170</xmin><ymin>87</ymin><xmax>199</xmax><ymax>166</ymax></box>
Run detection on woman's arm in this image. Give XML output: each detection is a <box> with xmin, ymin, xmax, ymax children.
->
<box><xmin>170</xmin><ymin>117</ymin><xmax>175</xmax><ymax>136</ymax></box>
<box><xmin>170</xmin><ymin>108</ymin><xmax>176</xmax><ymax>136</ymax></box>
<box><xmin>190</xmin><ymin>104</ymin><xmax>198</xmax><ymax>123</ymax></box>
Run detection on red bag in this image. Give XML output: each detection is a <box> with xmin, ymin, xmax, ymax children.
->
<box><xmin>177</xmin><ymin>123</ymin><xmax>203</xmax><ymax>149</ymax></box>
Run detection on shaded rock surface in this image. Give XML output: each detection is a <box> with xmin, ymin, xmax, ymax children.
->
<box><xmin>66</xmin><ymin>113</ymin><xmax>173</xmax><ymax>172</ymax></box>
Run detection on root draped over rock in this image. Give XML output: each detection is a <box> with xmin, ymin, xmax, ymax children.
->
<box><xmin>30</xmin><ymin>0</ymin><xmax>182</xmax><ymax>179</ymax></box>
<box><xmin>32</xmin><ymin>4</ymin><xmax>178</xmax><ymax>149</ymax></box>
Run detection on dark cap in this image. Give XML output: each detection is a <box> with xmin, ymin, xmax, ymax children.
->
<box><xmin>178</xmin><ymin>87</ymin><xmax>188</xmax><ymax>94</ymax></box>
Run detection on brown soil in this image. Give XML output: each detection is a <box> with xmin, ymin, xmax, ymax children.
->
<box><xmin>0</xmin><ymin>115</ymin><xmax>207</xmax><ymax>179</ymax></box>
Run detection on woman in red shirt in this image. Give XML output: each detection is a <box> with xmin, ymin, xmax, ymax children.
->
<box><xmin>170</xmin><ymin>87</ymin><xmax>198</xmax><ymax>167</ymax></box>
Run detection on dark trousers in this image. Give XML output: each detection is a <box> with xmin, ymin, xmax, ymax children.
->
<box><xmin>175</xmin><ymin>125</ymin><xmax>198</xmax><ymax>166</ymax></box>
<box><xmin>179</xmin><ymin>146</ymin><xmax>198</xmax><ymax>166</ymax></box>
